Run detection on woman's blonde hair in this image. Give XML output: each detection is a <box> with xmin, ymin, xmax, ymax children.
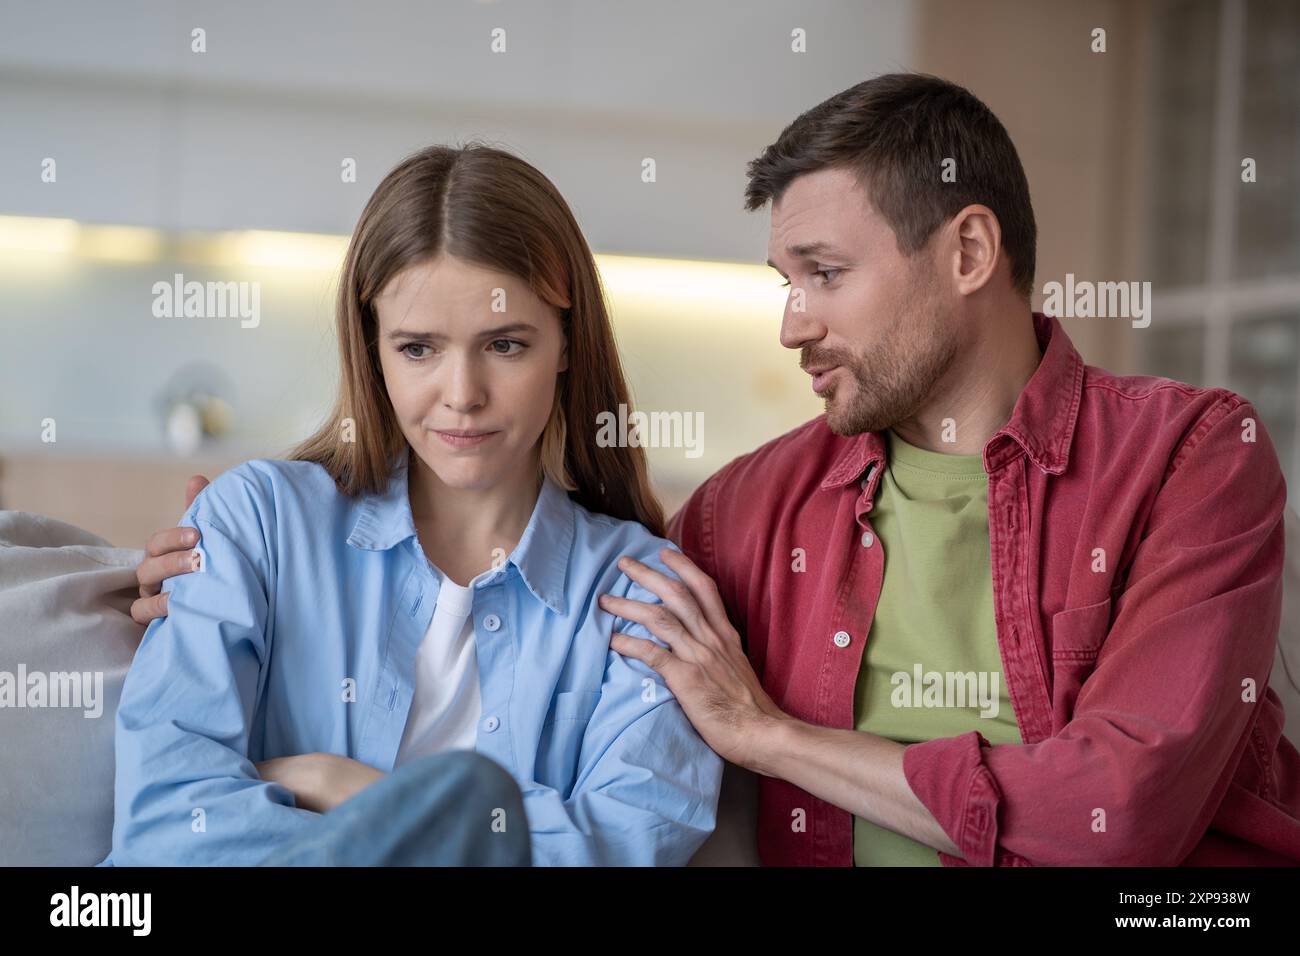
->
<box><xmin>286</xmin><ymin>142</ymin><xmax>666</xmax><ymax>535</ymax></box>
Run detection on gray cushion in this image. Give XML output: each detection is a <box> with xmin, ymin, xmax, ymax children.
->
<box><xmin>0</xmin><ymin>512</ymin><xmax>144</xmax><ymax>865</ymax></box>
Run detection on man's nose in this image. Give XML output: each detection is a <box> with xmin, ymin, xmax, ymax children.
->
<box><xmin>779</xmin><ymin>291</ymin><xmax>824</xmax><ymax>351</ymax></box>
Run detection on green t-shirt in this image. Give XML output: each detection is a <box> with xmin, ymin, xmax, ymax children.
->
<box><xmin>853</xmin><ymin>428</ymin><xmax>1023</xmax><ymax>866</ymax></box>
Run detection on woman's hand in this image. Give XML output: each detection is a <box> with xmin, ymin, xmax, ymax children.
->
<box><xmin>254</xmin><ymin>754</ymin><xmax>331</xmax><ymax>812</ymax></box>
<box><xmin>255</xmin><ymin>753</ymin><xmax>385</xmax><ymax>813</ymax></box>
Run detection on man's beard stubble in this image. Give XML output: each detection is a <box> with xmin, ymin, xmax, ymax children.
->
<box><xmin>822</xmin><ymin>316</ymin><xmax>958</xmax><ymax>438</ymax></box>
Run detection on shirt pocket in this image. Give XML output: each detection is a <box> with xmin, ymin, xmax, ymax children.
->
<box><xmin>1049</xmin><ymin>596</ymin><xmax>1113</xmax><ymax>725</ymax></box>
<box><xmin>537</xmin><ymin>690</ymin><xmax>602</xmax><ymax>797</ymax></box>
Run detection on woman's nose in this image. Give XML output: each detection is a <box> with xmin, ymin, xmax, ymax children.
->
<box><xmin>438</xmin><ymin>355</ymin><xmax>488</xmax><ymax>411</ymax></box>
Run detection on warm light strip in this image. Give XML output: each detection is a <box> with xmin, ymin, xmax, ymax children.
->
<box><xmin>0</xmin><ymin>215</ymin><xmax>787</xmax><ymax>306</ymax></box>
<box><xmin>0</xmin><ymin>215</ymin><xmax>81</xmax><ymax>255</ymax></box>
<box><xmin>0</xmin><ymin>216</ymin><xmax>163</xmax><ymax>263</ymax></box>
<box><xmin>595</xmin><ymin>253</ymin><xmax>787</xmax><ymax>312</ymax></box>
<box><xmin>77</xmin><ymin>225</ymin><xmax>165</xmax><ymax>262</ymax></box>
<box><xmin>211</xmin><ymin>229</ymin><xmax>351</xmax><ymax>271</ymax></box>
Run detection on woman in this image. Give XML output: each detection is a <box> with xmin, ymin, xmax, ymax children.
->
<box><xmin>100</xmin><ymin>143</ymin><xmax>723</xmax><ymax>866</ymax></box>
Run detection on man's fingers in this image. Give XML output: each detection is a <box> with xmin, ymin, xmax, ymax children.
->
<box><xmin>130</xmin><ymin>479</ymin><xmax>207</xmax><ymax>624</ymax></box>
<box><xmin>614</xmin><ymin>556</ymin><xmax>706</xmax><ymax>636</ymax></box>
<box><xmin>145</xmin><ymin>524</ymin><xmax>200</xmax><ymax>559</ymax></box>
<box><xmin>130</xmin><ymin>591</ymin><xmax>169</xmax><ymax>627</ymax></box>
<box><xmin>610</xmin><ymin>632</ymin><xmax>678</xmax><ymax>677</ymax></box>
<box><xmin>139</xmin><ymin>525</ymin><xmax>201</xmax><ymax>594</ymax></box>
<box><xmin>657</xmin><ymin>547</ymin><xmax>735</xmax><ymax>639</ymax></box>
<box><xmin>599</xmin><ymin>593</ymin><xmax>696</xmax><ymax>660</ymax></box>
<box><xmin>136</xmin><ymin>549</ymin><xmax>199</xmax><ymax>596</ymax></box>
<box><xmin>184</xmin><ymin>475</ymin><xmax>210</xmax><ymax>510</ymax></box>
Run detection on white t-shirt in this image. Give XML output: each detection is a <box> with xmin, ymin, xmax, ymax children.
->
<box><xmin>393</xmin><ymin>570</ymin><xmax>486</xmax><ymax>766</ymax></box>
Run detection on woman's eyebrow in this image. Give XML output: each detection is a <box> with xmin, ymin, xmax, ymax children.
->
<box><xmin>385</xmin><ymin>322</ymin><xmax>539</xmax><ymax>343</ymax></box>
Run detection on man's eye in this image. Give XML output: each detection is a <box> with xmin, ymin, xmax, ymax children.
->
<box><xmin>779</xmin><ymin>268</ymin><xmax>839</xmax><ymax>289</ymax></box>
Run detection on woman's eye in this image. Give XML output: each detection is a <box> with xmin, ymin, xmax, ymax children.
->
<box><xmin>489</xmin><ymin>339</ymin><xmax>526</xmax><ymax>356</ymax></box>
<box><xmin>401</xmin><ymin>343</ymin><xmax>431</xmax><ymax>360</ymax></box>
<box><xmin>779</xmin><ymin>280</ymin><xmax>791</xmax><ymax>288</ymax></box>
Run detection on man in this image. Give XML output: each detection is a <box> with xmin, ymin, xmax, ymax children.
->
<box><xmin>136</xmin><ymin>73</ymin><xmax>1300</xmax><ymax>866</ymax></box>
<box><xmin>599</xmin><ymin>72</ymin><xmax>1300</xmax><ymax>866</ymax></box>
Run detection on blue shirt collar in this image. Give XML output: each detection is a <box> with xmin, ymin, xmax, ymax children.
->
<box><xmin>346</xmin><ymin>445</ymin><xmax>574</xmax><ymax>615</ymax></box>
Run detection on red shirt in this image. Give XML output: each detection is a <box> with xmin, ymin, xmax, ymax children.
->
<box><xmin>668</xmin><ymin>311</ymin><xmax>1300</xmax><ymax>866</ymax></box>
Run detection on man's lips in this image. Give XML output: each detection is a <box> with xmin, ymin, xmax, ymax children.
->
<box><xmin>806</xmin><ymin>365</ymin><xmax>841</xmax><ymax>395</ymax></box>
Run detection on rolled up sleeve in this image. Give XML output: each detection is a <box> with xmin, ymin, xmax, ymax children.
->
<box><xmin>904</xmin><ymin>398</ymin><xmax>1287</xmax><ymax>866</ymax></box>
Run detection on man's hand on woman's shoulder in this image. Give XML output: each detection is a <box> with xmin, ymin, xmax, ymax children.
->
<box><xmin>130</xmin><ymin>474</ymin><xmax>211</xmax><ymax>626</ymax></box>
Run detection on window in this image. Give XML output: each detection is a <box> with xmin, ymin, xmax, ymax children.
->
<box><xmin>1145</xmin><ymin>0</ymin><xmax>1300</xmax><ymax>485</ymax></box>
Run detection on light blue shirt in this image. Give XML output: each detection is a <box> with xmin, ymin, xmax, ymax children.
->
<box><xmin>98</xmin><ymin>446</ymin><xmax>722</xmax><ymax>866</ymax></box>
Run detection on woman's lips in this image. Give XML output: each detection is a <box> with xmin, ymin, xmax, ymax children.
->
<box><xmin>434</xmin><ymin>430</ymin><xmax>498</xmax><ymax>448</ymax></box>
<box><xmin>811</xmin><ymin>366</ymin><xmax>840</xmax><ymax>394</ymax></box>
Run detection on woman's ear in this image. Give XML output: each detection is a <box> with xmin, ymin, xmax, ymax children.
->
<box><xmin>558</xmin><ymin>338</ymin><xmax>569</xmax><ymax>374</ymax></box>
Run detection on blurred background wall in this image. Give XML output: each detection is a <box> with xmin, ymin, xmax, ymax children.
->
<box><xmin>0</xmin><ymin>0</ymin><xmax>1296</xmax><ymax>548</ymax></box>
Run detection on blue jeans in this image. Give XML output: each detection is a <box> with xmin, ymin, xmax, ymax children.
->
<box><xmin>259</xmin><ymin>750</ymin><xmax>531</xmax><ymax>866</ymax></box>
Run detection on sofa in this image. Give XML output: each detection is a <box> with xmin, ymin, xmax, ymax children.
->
<box><xmin>2</xmin><ymin>507</ymin><xmax>1296</xmax><ymax>866</ymax></box>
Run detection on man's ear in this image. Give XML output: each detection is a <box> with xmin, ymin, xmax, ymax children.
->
<box><xmin>953</xmin><ymin>204</ymin><xmax>1000</xmax><ymax>296</ymax></box>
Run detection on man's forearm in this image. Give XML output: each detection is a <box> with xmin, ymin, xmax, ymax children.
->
<box><xmin>749</xmin><ymin>716</ymin><xmax>963</xmax><ymax>859</ymax></box>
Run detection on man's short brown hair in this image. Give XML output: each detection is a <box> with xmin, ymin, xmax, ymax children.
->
<box><xmin>745</xmin><ymin>72</ymin><xmax>1037</xmax><ymax>299</ymax></box>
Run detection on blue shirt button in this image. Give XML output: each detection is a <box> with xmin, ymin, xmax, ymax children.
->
<box><xmin>483</xmin><ymin>614</ymin><xmax>501</xmax><ymax>632</ymax></box>
<box><xmin>484</xmin><ymin>715</ymin><xmax>500</xmax><ymax>732</ymax></box>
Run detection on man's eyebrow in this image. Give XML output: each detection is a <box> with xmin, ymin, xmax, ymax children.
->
<box><xmin>385</xmin><ymin>322</ymin><xmax>539</xmax><ymax>342</ymax></box>
<box><xmin>765</xmin><ymin>241</ymin><xmax>844</xmax><ymax>272</ymax></box>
